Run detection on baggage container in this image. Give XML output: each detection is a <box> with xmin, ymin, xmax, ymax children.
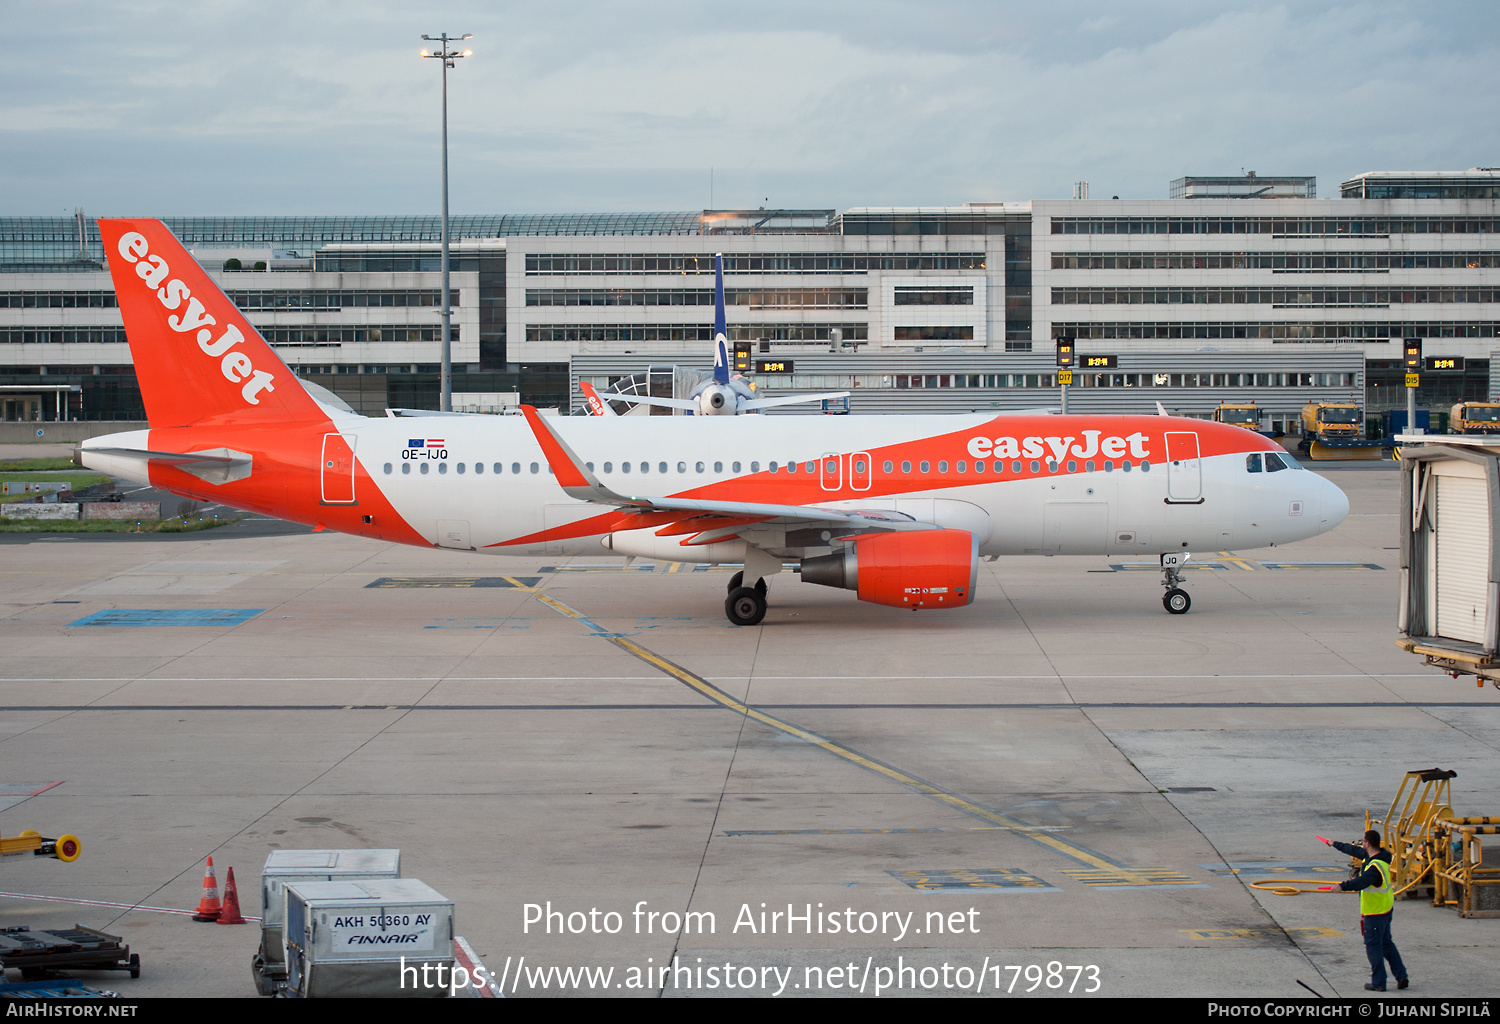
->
<box><xmin>283</xmin><ymin>879</ymin><xmax>454</xmax><ymax>999</ymax></box>
<box><xmin>251</xmin><ymin>849</ymin><xmax>400</xmax><ymax>996</ymax></box>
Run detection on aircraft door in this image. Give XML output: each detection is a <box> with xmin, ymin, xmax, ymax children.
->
<box><xmin>849</xmin><ymin>451</ymin><xmax>872</xmax><ymax>491</ymax></box>
<box><xmin>819</xmin><ymin>453</ymin><xmax>842</xmax><ymax>492</ymax></box>
<box><xmin>1165</xmin><ymin>431</ymin><xmax>1202</xmax><ymax>502</ymax></box>
<box><xmin>321</xmin><ymin>433</ymin><xmax>357</xmax><ymax>504</ymax></box>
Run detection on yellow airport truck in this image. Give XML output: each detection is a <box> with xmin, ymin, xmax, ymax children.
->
<box><xmin>1213</xmin><ymin>402</ymin><xmax>1270</xmax><ymax>435</ymax></box>
<box><xmin>1300</xmin><ymin>402</ymin><xmax>1380</xmax><ymax>460</ymax></box>
<box><xmin>1450</xmin><ymin>402</ymin><xmax>1500</xmax><ymax>434</ymax></box>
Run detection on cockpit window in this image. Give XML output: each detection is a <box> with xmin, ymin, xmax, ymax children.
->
<box><xmin>1246</xmin><ymin>454</ymin><xmax>1263</xmax><ymax>473</ymax></box>
<box><xmin>1265</xmin><ymin>452</ymin><xmax>1288</xmax><ymax>472</ymax></box>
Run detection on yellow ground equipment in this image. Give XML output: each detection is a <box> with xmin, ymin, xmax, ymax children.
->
<box><xmin>1214</xmin><ymin>402</ymin><xmax>1264</xmax><ymax>431</ymax></box>
<box><xmin>1251</xmin><ymin>768</ymin><xmax>1453</xmax><ymax>899</ymax></box>
<box><xmin>1449</xmin><ymin>402</ymin><xmax>1500</xmax><ymax>435</ymax></box>
<box><xmin>1432</xmin><ymin>817</ymin><xmax>1500</xmax><ymax>917</ymax></box>
<box><xmin>1364</xmin><ymin>767</ymin><xmax>1454</xmax><ymax>897</ymax></box>
<box><xmin>0</xmin><ymin>829</ymin><xmax>81</xmax><ymax>863</ymax></box>
<box><xmin>1300</xmin><ymin>402</ymin><xmax>1381</xmax><ymax>460</ymax></box>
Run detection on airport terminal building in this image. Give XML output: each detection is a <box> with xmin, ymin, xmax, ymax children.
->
<box><xmin>3</xmin><ymin>169</ymin><xmax>1499</xmax><ymax>434</ymax></box>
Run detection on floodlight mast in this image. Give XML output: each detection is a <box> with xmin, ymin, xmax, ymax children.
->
<box><xmin>420</xmin><ymin>33</ymin><xmax>472</xmax><ymax>412</ymax></box>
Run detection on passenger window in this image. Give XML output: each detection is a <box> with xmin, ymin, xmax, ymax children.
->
<box><xmin>974</xmin><ymin>460</ymin><xmax>985</xmax><ymax>474</ymax></box>
<box><xmin>806</xmin><ymin>462</ymin><xmax>816</xmax><ymax>473</ymax></box>
<box><xmin>854</xmin><ymin>459</ymin><xmax>866</xmax><ymax>473</ymax></box>
<box><xmin>402</xmin><ymin>463</ymin><xmax>410</xmax><ymax>475</ymax></box>
<box><xmin>938</xmin><ymin>461</ymin><xmax>948</xmax><ymax>473</ymax></box>
<box><xmin>1029</xmin><ymin>460</ymin><xmax>1040</xmax><ymax>473</ymax></box>
<box><xmin>585</xmin><ymin>462</ymin><xmax>593</xmax><ymax>471</ymax></box>
<box><xmin>530</xmin><ymin>463</ymin><xmax>539</xmax><ymax>474</ymax></box>
<box><xmin>750</xmin><ymin>461</ymin><xmax>759</xmax><ymax>472</ymax></box>
<box><xmin>1067</xmin><ymin>460</ymin><xmax>1077</xmax><ymax>473</ymax></box>
<box><xmin>511</xmin><ymin>463</ymin><xmax>520</xmax><ymax>474</ymax></box>
<box><xmin>641</xmin><ymin>462</ymin><xmax>649</xmax><ymax>474</ymax></box>
<box><xmin>1047</xmin><ymin>461</ymin><xmax>1058</xmax><ymax>472</ymax></box>
<box><xmin>475</xmin><ymin>462</ymin><xmax>484</xmax><ymax>474</ymax></box>
<box><xmin>1010</xmin><ymin>461</ymin><xmax>1019</xmax><ymax>474</ymax></box>
<box><xmin>621</xmin><ymin>462</ymin><xmax>630</xmax><ymax>473</ymax></box>
<box><xmin>883</xmin><ymin>460</ymin><xmax>894</xmax><ymax>473</ymax></box>
<box><xmin>787</xmin><ymin>462</ymin><xmax>797</xmax><ymax>473</ymax></box>
<box><xmin>1104</xmin><ymin>461</ymin><xmax>1113</xmax><ymax>472</ymax></box>
<box><xmin>1246</xmin><ymin>454</ymin><xmax>1263</xmax><ymax>473</ymax></box>
<box><xmin>383</xmin><ymin>463</ymin><xmax>392</xmax><ymax>474</ymax></box>
<box><xmin>439</xmin><ymin>462</ymin><xmax>448</xmax><ymax>475</ymax></box>
<box><xmin>1141</xmin><ymin>460</ymin><xmax>1151</xmax><ymax>472</ymax></box>
<box><xmin>920</xmin><ymin>461</ymin><xmax>930</xmax><ymax>473</ymax></box>
<box><xmin>658</xmin><ymin>462</ymin><xmax>667</xmax><ymax>474</ymax></box>
<box><xmin>1266</xmin><ymin>452</ymin><xmax>1287</xmax><ymax>472</ymax></box>
<box><xmin>1085</xmin><ymin>460</ymin><xmax>1095</xmax><ymax>472</ymax></box>
<box><xmin>677</xmin><ymin>462</ymin><xmax>686</xmax><ymax>473</ymax></box>
<box><xmin>731</xmin><ymin>461</ymin><xmax>740</xmax><ymax>472</ymax></box>
<box><xmin>1123</xmin><ymin>461</ymin><xmax>1133</xmax><ymax>472</ymax></box>
<box><xmin>714</xmin><ymin>461</ymin><xmax>723</xmax><ymax>473</ymax></box>
<box><xmin>695</xmin><ymin>462</ymin><xmax>705</xmax><ymax>473</ymax></box>
<box><xmin>456</xmin><ymin>462</ymin><xmax>465</xmax><ymax>475</ymax></box>
<box><xmin>604</xmin><ymin>462</ymin><xmax>613</xmax><ymax>473</ymax></box>
<box><xmin>956</xmin><ymin>460</ymin><xmax>966</xmax><ymax>473</ymax></box>
<box><xmin>420</xmin><ymin>462</ymin><xmax>429</xmax><ymax>475</ymax></box>
<box><xmin>492</xmin><ymin>463</ymin><xmax>501</xmax><ymax>474</ymax></box>
<box><xmin>901</xmin><ymin>461</ymin><xmax>912</xmax><ymax>473</ymax></box>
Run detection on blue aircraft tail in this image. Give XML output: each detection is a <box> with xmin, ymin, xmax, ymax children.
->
<box><xmin>713</xmin><ymin>253</ymin><xmax>729</xmax><ymax>383</ymax></box>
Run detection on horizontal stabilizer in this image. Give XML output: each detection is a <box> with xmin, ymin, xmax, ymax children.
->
<box><xmin>82</xmin><ymin>446</ymin><xmax>253</xmax><ymax>485</ymax></box>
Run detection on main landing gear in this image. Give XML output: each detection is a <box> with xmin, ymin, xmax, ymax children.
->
<box><xmin>1160</xmin><ymin>552</ymin><xmax>1191</xmax><ymax>615</ymax></box>
<box><xmin>725</xmin><ymin>572</ymin><xmax>770</xmax><ymax>626</ymax></box>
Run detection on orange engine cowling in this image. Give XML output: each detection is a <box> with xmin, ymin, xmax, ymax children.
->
<box><xmin>800</xmin><ymin>529</ymin><xmax>977</xmax><ymax>609</ymax></box>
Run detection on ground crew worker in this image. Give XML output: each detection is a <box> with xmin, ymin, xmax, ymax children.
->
<box><xmin>1319</xmin><ymin>830</ymin><xmax>1409</xmax><ymax>991</ymax></box>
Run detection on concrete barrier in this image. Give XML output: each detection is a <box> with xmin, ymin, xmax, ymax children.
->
<box><xmin>81</xmin><ymin>501</ymin><xmax>160</xmax><ymax>521</ymax></box>
<box><xmin>0</xmin><ymin>422</ymin><xmax>149</xmax><ymax>445</ymax></box>
<box><xmin>3</xmin><ymin>503</ymin><xmax>80</xmax><ymax>520</ymax></box>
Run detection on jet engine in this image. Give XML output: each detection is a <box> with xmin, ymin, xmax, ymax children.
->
<box><xmin>800</xmin><ymin>529</ymin><xmax>978</xmax><ymax>609</ymax></box>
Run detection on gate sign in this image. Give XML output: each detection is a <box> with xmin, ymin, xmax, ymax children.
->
<box><xmin>327</xmin><ymin>911</ymin><xmax>437</xmax><ymax>952</ymax></box>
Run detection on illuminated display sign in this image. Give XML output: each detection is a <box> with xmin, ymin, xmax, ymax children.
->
<box><xmin>733</xmin><ymin>342</ymin><xmax>753</xmax><ymax>372</ymax></box>
<box><xmin>756</xmin><ymin>359</ymin><xmax>794</xmax><ymax>374</ymax></box>
<box><xmin>1055</xmin><ymin>338</ymin><xmax>1075</xmax><ymax>368</ymax></box>
<box><xmin>1403</xmin><ymin>338</ymin><xmax>1423</xmax><ymax>370</ymax></box>
<box><xmin>1425</xmin><ymin>356</ymin><xmax>1464</xmax><ymax>372</ymax></box>
<box><xmin>1080</xmin><ymin>355</ymin><xmax>1118</xmax><ymax>369</ymax></box>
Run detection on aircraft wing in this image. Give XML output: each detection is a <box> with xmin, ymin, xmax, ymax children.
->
<box><xmin>594</xmin><ymin>392</ymin><xmax>699</xmax><ymax>411</ymax></box>
<box><xmin>520</xmin><ymin>405</ymin><xmax>935</xmax><ymax>533</ymax></box>
<box><xmin>739</xmin><ymin>390</ymin><xmax>851</xmax><ymax>411</ymax></box>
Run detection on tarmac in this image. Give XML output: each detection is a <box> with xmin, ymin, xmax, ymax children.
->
<box><xmin>1</xmin><ymin>454</ymin><xmax>1498</xmax><ymax>998</ymax></box>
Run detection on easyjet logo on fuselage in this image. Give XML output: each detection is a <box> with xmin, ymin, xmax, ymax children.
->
<box><xmin>967</xmin><ymin>430</ymin><xmax>1151</xmax><ymax>462</ymax></box>
<box><xmin>115</xmin><ymin>232</ymin><xmax>277</xmax><ymax>406</ymax></box>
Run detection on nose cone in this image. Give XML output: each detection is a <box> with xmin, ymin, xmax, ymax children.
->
<box><xmin>1320</xmin><ymin>475</ymin><xmax>1350</xmax><ymax>530</ymax></box>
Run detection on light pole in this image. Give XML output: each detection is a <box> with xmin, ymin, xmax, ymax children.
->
<box><xmin>421</xmin><ymin>33</ymin><xmax>471</xmax><ymax>412</ymax></box>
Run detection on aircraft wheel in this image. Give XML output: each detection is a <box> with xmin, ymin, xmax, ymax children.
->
<box><xmin>725</xmin><ymin>586</ymin><xmax>767</xmax><ymax>626</ymax></box>
<box><xmin>726</xmin><ymin>572</ymin><xmax>767</xmax><ymax>596</ymax></box>
<box><xmin>1163</xmin><ymin>588</ymin><xmax>1191</xmax><ymax>615</ymax></box>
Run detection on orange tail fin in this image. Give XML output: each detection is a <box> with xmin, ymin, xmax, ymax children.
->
<box><xmin>98</xmin><ymin>219</ymin><xmax>324</xmax><ymax>428</ymax></box>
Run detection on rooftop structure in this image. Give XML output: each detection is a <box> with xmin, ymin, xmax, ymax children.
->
<box><xmin>1169</xmin><ymin>174</ymin><xmax>1316</xmax><ymax>199</ymax></box>
<box><xmin>1341</xmin><ymin>169</ymin><xmax>1500</xmax><ymax>200</ymax></box>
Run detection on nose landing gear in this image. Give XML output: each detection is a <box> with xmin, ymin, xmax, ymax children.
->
<box><xmin>1160</xmin><ymin>552</ymin><xmax>1191</xmax><ymax>614</ymax></box>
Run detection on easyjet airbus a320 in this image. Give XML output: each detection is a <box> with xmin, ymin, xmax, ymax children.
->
<box><xmin>80</xmin><ymin>219</ymin><xmax>1349</xmax><ymax>625</ymax></box>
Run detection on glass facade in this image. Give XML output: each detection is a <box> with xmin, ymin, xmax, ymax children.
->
<box><xmin>1051</xmin><ymin>251</ymin><xmax>1500</xmax><ymax>272</ymax></box>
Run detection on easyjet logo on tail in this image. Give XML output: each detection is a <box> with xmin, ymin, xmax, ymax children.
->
<box><xmin>115</xmin><ymin>232</ymin><xmax>277</xmax><ymax>406</ymax></box>
<box><xmin>967</xmin><ymin>430</ymin><xmax>1151</xmax><ymax>462</ymax></box>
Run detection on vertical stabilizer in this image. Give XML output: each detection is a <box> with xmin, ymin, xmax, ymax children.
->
<box><xmin>98</xmin><ymin>219</ymin><xmax>324</xmax><ymax>428</ymax></box>
<box><xmin>713</xmin><ymin>252</ymin><xmax>729</xmax><ymax>384</ymax></box>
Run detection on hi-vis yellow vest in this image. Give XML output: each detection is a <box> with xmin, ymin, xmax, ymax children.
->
<box><xmin>1361</xmin><ymin>857</ymin><xmax>1394</xmax><ymax>916</ymax></box>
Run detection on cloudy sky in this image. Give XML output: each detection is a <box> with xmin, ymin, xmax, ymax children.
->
<box><xmin>3</xmin><ymin>1</ymin><xmax>1496</xmax><ymax>216</ymax></box>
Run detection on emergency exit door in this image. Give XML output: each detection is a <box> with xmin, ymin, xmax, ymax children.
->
<box><xmin>1165</xmin><ymin>431</ymin><xmax>1202</xmax><ymax>502</ymax></box>
<box><xmin>321</xmin><ymin>433</ymin><xmax>357</xmax><ymax>504</ymax></box>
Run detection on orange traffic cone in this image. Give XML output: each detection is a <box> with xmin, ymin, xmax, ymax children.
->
<box><xmin>217</xmin><ymin>866</ymin><xmax>246</xmax><ymax>925</ymax></box>
<box><xmin>192</xmin><ymin>856</ymin><xmax>222</xmax><ymax>921</ymax></box>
